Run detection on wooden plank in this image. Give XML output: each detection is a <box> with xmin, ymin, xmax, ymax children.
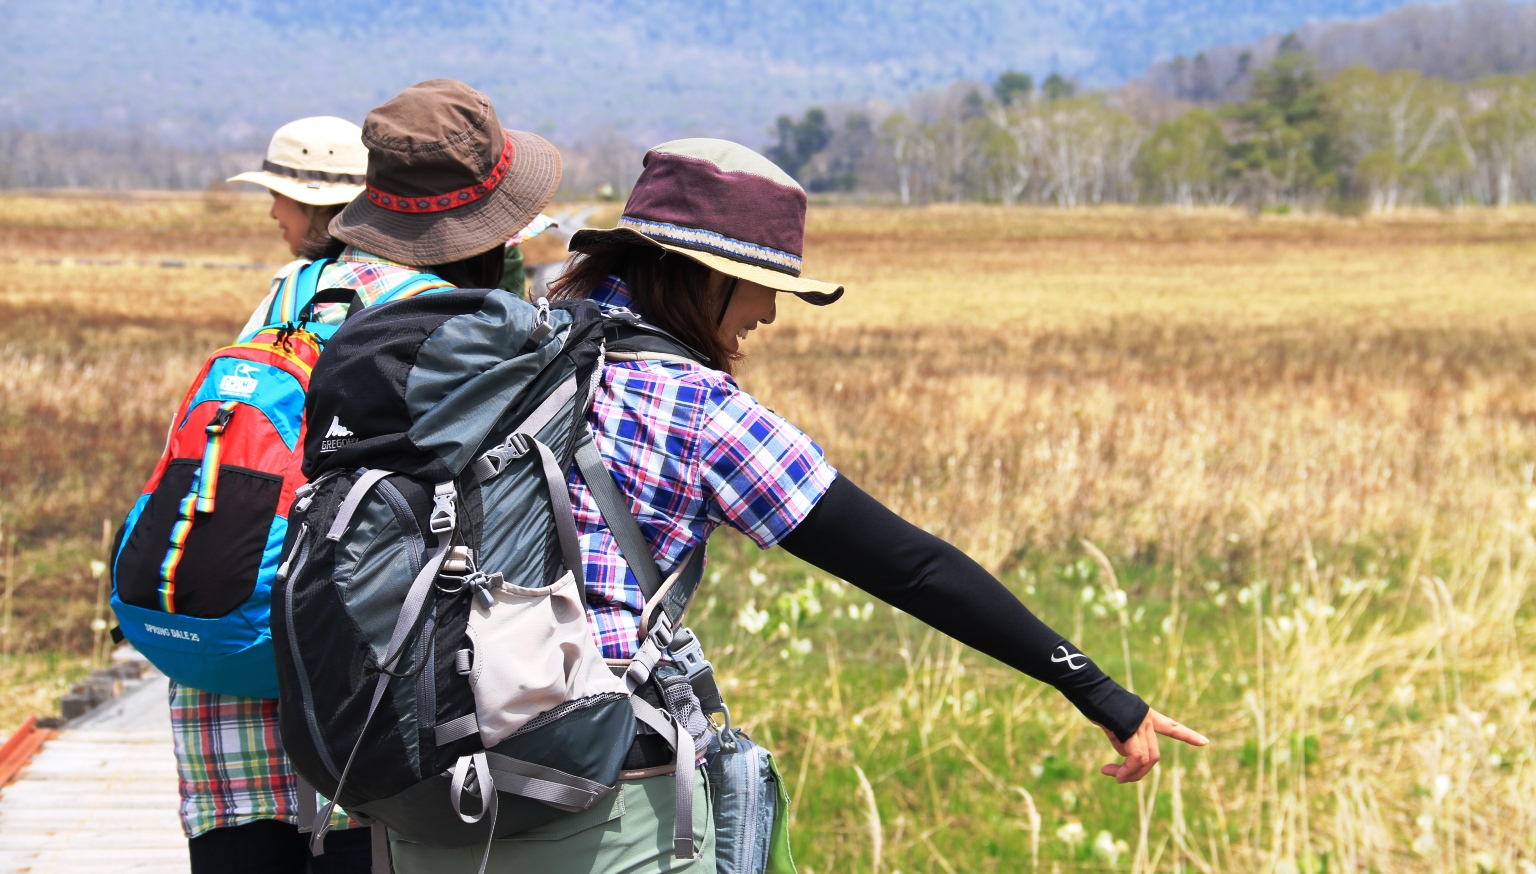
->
<box><xmin>0</xmin><ymin>847</ymin><xmax>187</xmax><ymax>874</ymax></box>
<box><xmin>0</xmin><ymin>683</ymin><xmax>188</xmax><ymax>874</ymax></box>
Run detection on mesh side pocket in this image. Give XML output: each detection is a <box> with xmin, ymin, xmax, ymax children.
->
<box><xmin>660</xmin><ymin>674</ymin><xmax>711</xmax><ymax>751</ymax></box>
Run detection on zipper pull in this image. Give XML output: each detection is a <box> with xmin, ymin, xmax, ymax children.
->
<box><xmin>529</xmin><ymin>296</ymin><xmax>553</xmax><ymax>344</ymax></box>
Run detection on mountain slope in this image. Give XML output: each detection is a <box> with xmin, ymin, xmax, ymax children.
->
<box><xmin>1</xmin><ymin>0</ymin><xmax>1428</xmax><ymax>146</ymax></box>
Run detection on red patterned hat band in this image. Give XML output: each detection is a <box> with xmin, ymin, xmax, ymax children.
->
<box><xmin>366</xmin><ymin>131</ymin><xmax>515</xmax><ymax>214</ymax></box>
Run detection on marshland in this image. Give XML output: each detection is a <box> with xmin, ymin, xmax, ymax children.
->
<box><xmin>2</xmin><ymin>192</ymin><xmax>1533</xmax><ymax>872</ymax></box>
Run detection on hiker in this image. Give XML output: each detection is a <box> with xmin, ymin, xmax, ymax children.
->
<box><xmin>229</xmin><ymin>115</ymin><xmax>372</xmax><ymax>338</ymax></box>
<box><xmin>382</xmin><ymin>138</ymin><xmax>1207</xmax><ymax>872</ymax></box>
<box><xmin>167</xmin><ymin>83</ymin><xmax>560</xmax><ymax>872</ymax></box>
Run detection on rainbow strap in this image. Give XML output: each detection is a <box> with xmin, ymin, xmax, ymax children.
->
<box><xmin>157</xmin><ymin>401</ymin><xmax>238</xmax><ymax>613</ymax></box>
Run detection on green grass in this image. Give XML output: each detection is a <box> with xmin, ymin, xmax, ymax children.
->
<box><xmin>689</xmin><ymin>531</ymin><xmax>1533</xmax><ymax>873</ymax></box>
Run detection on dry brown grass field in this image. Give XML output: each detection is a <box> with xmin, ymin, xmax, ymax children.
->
<box><xmin>2</xmin><ymin>192</ymin><xmax>1533</xmax><ymax>872</ymax></box>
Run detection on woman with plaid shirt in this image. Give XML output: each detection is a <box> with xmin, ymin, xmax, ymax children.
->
<box><xmin>387</xmin><ymin>139</ymin><xmax>1208</xmax><ymax>872</ymax></box>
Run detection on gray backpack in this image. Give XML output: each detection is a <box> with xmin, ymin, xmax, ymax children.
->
<box><xmin>272</xmin><ymin>289</ymin><xmax>722</xmax><ymax>871</ymax></box>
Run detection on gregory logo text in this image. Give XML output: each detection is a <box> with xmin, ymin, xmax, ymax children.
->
<box><xmin>321</xmin><ymin>416</ymin><xmax>358</xmax><ymax>452</ymax></box>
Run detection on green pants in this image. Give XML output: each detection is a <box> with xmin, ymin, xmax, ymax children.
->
<box><xmin>391</xmin><ymin>769</ymin><xmax>715</xmax><ymax>874</ymax></box>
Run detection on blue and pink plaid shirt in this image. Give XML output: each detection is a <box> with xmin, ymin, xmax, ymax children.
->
<box><xmin>571</xmin><ymin>276</ymin><xmax>838</xmax><ymax>659</ymax></box>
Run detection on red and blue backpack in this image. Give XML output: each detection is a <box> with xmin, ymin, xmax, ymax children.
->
<box><xmin>110</xmin><ymin>259</ymin><xmax>447</xmax><ymax>697</ymax></box>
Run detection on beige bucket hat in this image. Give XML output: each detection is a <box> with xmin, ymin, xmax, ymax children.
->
<box><xmin>329</xmin><ymin>79</ymin><xmax>562</xmax><ymax>267</ymax></box>
<box><xmin>568</xmin><ymin>138</ymin><xmax>842</xmax><ymax>304</ymax></box>
<box><xmin>227</xmin><ymin>116</ymin><xmax>367</xmax><ymax>206</ymax></box>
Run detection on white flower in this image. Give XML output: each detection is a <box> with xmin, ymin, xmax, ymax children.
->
<box><xmin>89</xmin><ymin>559</ymin><xmax>107</xmax><ymax>579</ymax></box>
<box><xmin>1106</xmin><ymin>589</ymin><xmax>1128</xmax><ymax>611</ymax></box>
<box><xmin>1080</xmin><ymin>586</ymin><xmax>1096</xmax><ymax>604</ymax></box>
<box><xmin>1056</xmin><ymin>822</ymin><xmax>1084</xmax><ymax>847</ymax></box>
<box><xmin>1092</xmin><ymin>831</ymin><xmax>1128</xmax><ymax>865</ymax></box>
<box><xmin>736</xmin><ymin>601</ymin><xmax>770</xmax><ymax>635</ymax></box>
<box><xmin>1432</xmin><ymin>774</ymin><xmax>1452</xmax><ymax>803</ymax></box>
<box><xmin>748</xmin><ymin>568</ymin><xmax>767</xmax><ymax>587</ymax></box>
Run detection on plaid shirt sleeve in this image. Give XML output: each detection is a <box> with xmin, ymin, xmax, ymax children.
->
<box><xmin>699</xmin><ymin>380</ymin><xmax>837</xmax><ymax>547</ymax></box>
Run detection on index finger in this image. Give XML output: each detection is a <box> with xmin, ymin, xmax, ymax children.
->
<box><xmin>1155</xmin><ymin>718</ymin><xmax>1209</xmax><ymax>747</ymax></box>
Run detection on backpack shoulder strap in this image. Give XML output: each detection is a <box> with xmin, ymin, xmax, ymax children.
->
<box><xmin>268</xmin><ymin>258</ymin><xmax>335</xmax><ymax>326</ymax></box>
<box><xmin>575</xmin><ymin>423</ymin><xmax>714</xmax><ymax>863</ymax></box>
<box><xmin>573</xmin><ymin>435</ymin><xmax>663</xmax><ymax>599</ymax></box>
<box><xmin>573</xmin><ymin>432</ymin><xmax>708</xmax><ymax>636</ymax></box>
<box><xmin>602</xmin><ymin>310</ymin><xmax>708</xmax><ymax>365</ymax></box>
<box><xmin>370</xmin><ymin>272</ymin><xmax>454</xmax><ymax>307</ymax></box>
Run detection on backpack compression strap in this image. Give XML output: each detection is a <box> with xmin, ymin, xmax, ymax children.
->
<box><xmin>156</xmin><ymin>400</ymin><xmax>237</xmax><ymax>613</ymax></box>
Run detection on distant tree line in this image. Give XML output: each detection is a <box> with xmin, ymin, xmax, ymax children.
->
<box><xmin>765</xmin><ymin>44</ymin><xmax>1536</xmax><ymax>211</ymax></box>
<box><xmin>0</xmin><ymin>128</ymin><xmax>255</xmax><ymax>190</ymax></box>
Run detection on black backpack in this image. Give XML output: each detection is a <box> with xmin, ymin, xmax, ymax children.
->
<box><xmin>272</xmin><ymin>290</ymin><xmax>722</xmax><ymax>871</ymax></box>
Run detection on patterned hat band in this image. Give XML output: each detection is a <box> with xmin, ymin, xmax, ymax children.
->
<box><xmin>366</xmin><ymin>132</ymin><xmax>515</xmax><ymax>214</ymax></box>
<box><xmin>261</xmin><ymin>160</ymin><xmax>366</xmax><ymax>185</ymax></box>
<box><xmin>616</xmin><ymin>216</ymin><xmax>803</xmax><ymax>276</ymax></box>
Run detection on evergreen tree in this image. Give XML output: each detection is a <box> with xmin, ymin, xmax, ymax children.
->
<box><xmin>1223</xmin><ymin>47</ymin><xmax>1336</xmax><ymax>207</ymax></box>
<box><xmin>1042</xmin><ymin>73</ymin><xmax>1076</xmax><ymax>102</ymax></box>
<box><xmin>994</xmin><ymin>71</ymin><xmax>1034</xmax><ymax>106</ymax></box>
<box><xmin>768</xmin><ymin>108</ymin><xmax>834</xmax><ymax>181</ymax></box>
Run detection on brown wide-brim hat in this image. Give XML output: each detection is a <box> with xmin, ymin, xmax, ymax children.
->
<box><xmin>330</xmin><ymin>79</ymin><xmax>562</xmax><ymax>267</ymax></box>
<box><xmin>569</xmin><ymin>138</ymin><xmax>842</xmax><ymax>305</ymax></box>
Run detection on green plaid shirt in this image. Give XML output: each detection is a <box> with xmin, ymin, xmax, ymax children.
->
<box><xmin>168</xmin><ymin>676</ymin><xmax>359</xmax><ymax>837</ymax></box>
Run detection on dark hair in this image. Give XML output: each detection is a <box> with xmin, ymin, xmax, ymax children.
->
<box><xmin>426</xmin><ymin>245</ymin><xmax>506</xmax><ymax>290</ymax></box>
<box><xmin>548</xmin><ymin>243</ymin><xmax>737</xmax><ymax>373</ymax></box>
<box><xmin>295</xmin><ymin>203</ymin><xmax>346</xmax><ymax>261</ymax></box>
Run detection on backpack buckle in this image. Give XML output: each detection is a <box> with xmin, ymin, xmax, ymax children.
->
<box><xmin>430</xmin><ymin>483</ymin><xmax>458</xmax><ymax>534</ymax></box>
<box><xmin>667</xmin><ymin>626</ymin><xmax>729</xmax><ymax>723</ymax></box>
<box><xmin>667</xmin><ymin>626</ymin><xmax>708</xmax><ymax>679</ymax></box>
<box><xmin>649</xmin><ymin>613</ymin><xmax>675</xmax><ymax>648</ymax></box>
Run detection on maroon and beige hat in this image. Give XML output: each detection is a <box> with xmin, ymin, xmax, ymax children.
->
<box><xmin>330</xmin><ymin>79</ymin><xmax>562</xmax><ymax>267</ymax></box>
<box><xmin>569</xmin><ymin>139</ymin><xmax>843</xmax><ymax>304</ymax></box>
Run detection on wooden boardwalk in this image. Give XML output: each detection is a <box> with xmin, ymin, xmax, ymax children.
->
<box><xmin>0</xmin><ymin>673</ymin><xmax>187</xmax><ymax>873</ymax></box>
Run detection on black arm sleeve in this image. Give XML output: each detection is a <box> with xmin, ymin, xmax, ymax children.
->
<box><xmin>779</xmin><ymin>475</ymin><xmax>1149</xmax><ymax>742</ymax></box>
